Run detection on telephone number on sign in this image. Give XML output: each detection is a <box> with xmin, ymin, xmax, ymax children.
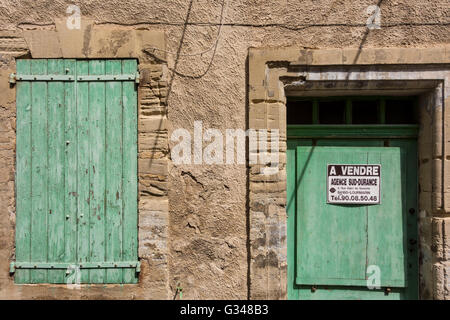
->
<box><xmin>330</xmin><ymin>195</ymin><xmax>378</xmax><ymax>202</ymax></box>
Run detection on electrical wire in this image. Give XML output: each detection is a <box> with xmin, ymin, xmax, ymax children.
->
<box><xmin>143</xmin><ymin>0</ymin><xmax>228</xmax><ymax>57</ymax></box>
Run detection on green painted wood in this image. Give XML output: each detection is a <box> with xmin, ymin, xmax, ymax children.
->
<box><xmin>64</xmin><ymin>59</ymin><xmax>78</xmax><ymax>284</ymax></box>
<box><xmin>287</xmin><ymin>125</ymin><xmax>419</xmax><ymax>138</ymax></box>
<box><xmin>88</xmin><ymin>60</ymin><xmax>106</xmax><ymax>284</ymax></box>
<box><xmin>287</xmin><ymin>139</ymin><xmax>312</xmax><ymax>300</ymax></box>
<box><xmin>16</xmin><ymin>75</ymin><xmax>75</xmax><ymax>81</ymax></box>
<box><xmin>15</xmin><ymin>59</ymin><xmax>32</xmax><ymax>284</ymax></box>
<box><xmin>77</xmin><ymin>74</ymin><xmax>137</xmax><ymax>81</ymax></box>
<box><xmin>15</xmin><ymin>59</ymin><xmax>139</xmax><ymax>284</ymax></box>
<box><xmin>13</xmin><ymin>261</ymin><xmax>138</xmax><ymax>269</ymax></box>
<box><xmin>296</xmin><ymin>147</ymin><xmax>407</xmax><ymax>287</ymax></box>
<box><xmin>76</xmin><ymin>60</ymin><xmax>91</xmax><ymax>283</ymax></box>
<box><xmin>105</xmin><ymin>60</ymin><xmax>123</xmax><ymax>283</ymax></box>
<box><xmin>390</xmin><ymin>139</ymin><xmax>419</xmax><ymax>299</ymax></box>
<box><xmin>47</xmin><ymin>59</ymin><xmax>66</xmax><ymax>283</ymax></box>
<box><xmin>30</xmin><ymin>59</ymin><xmax>49</xmax><ymax>283</ymax></box>
<box><xmin>296</xmin><ymin>286</ymin><xmax>404</xmax><ymax>300</ymax></box>
<box><xmin>296</xmin><ymin>147</ymin><xmax>368</xmax><ymax>285</ymax></box>
<box><xmin>287</xmin><ymin>138</ymin><xmax>418</xmax><ymax>300</ymax></box>
<box><xmin>286</xmin><ymin>141</ymin><xmax>297</xmax><ymax>300</ymax></box>
<box><xmin>122</xmin><ymin>59</ymin><xmax>139</xmax><ymax>283</ymax></box>
<box><xmin>367</xmin><ymin>148</ymin><xmax>406</xmax><ymax>287</ymax></box>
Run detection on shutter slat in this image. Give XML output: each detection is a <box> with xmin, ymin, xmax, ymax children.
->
<box><xmin>15</xmin><ymin>59</ymin><xmax>32</xmax><ymax>284</ymax></box>
<box><xmin>47</xmin><ymin>59</ymin><xmax>66</xmax><ymax>283</ymax></box>
<box><xmin>105</xmin><ymin>60</ymin><xmax>124</xmax><ymax>283</ymax></box>
<box><xmin>64</xmin><ymin>59</ymin><xmax>78</xmax><ymax>283</ymax></box>
<box><xmin>30</xmin><ymin>59</ymin><xmax>49</xmax><ymax>283</ymax></box>
<box><xmin>122</xmin><ymin>60</ymin><xmax>139</xmax><ymax>284</ymax></box>
<box><xmin>76</xmin><ymin>60</ymin><xmax>91</xmax><ymax>283</ymax></box>
<box><xmin>88</xmin><ymin>60</ymin><xmax>107</xmax><ymax>284</ymax></box>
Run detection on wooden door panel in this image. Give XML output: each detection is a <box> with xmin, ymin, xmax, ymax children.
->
<box><xmin>295</xmin><ymin>146</ymin><xmax>406</xmax><ymax>288</ymax></box>
<box><xmin>296</xmin><ymin>147</ymin><xmax>367</xmax><ymax>285</ymax></box>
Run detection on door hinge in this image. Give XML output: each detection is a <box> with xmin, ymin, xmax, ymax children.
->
<box><xmin>135</xmin><ymin>71</ymin><xmax>140</xmax><ymax>84</ymax></box>
<box><xmin>77</xmin><ymin>74</ymin><xmax>137</xmax><ymax>81</ymax></box>
<box><xmin>9</xmin><ymin>73</ymin><xmax>16</xmax><ymax>85</ymax></box>
<box><xmin>10</xmin><ymin>261</ymin><xmax>140</xmax><ymax>272</ymax></box>
<box><xmin>10</xmin><ymin>72</ymin><xmax>140</xmax><ymax>83</ymax></box>
<box><xmin>14</xmin><ymin>74</ymin><xmax>75</xmax><ymax>81</ymax></box>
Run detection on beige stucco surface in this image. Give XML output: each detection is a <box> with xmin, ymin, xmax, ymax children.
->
<box><xmin>0</xmin><ymin>0</ymin><xmax>449</xmax><ymax>299</ymax></box>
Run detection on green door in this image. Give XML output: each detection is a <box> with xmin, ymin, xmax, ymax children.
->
<box><xmin>14</xmin><ymin>59</ymin><xmax>139</xmax><ymax>284</ymax></box>
<box><xmin>287</xmin><ymin>96</ymin><xmax>419</xmax><ymax>299</ymax></box>
<box><xmin>287</xmin><ymin>139</ymin><xmax>418</xmax><ymax>300</ymax></box>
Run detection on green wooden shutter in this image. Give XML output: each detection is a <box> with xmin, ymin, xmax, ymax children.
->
<box><xmin>295</xmin><ymin>146</ymin><xmax>407</xmax><ymax>288</ymax></box>
<box><xmin>13</xmin><ymin>59</ymin><xmax>139</xmax><ymax>284</ymax></box>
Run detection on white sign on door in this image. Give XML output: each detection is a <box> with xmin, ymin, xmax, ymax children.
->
<box><xmin>327</xmin><ymin>164</ymin><xmax>381</xmax><ymax>204</ymax></box>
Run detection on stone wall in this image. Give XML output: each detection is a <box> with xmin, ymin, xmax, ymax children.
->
<box><xmin>0</xmin><ymin>0</ymin><xmax>449</xmax><ymax>299</ymax></box>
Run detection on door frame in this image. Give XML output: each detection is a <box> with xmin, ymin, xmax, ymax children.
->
<box><xmin>287</xmin><ymin>124</ymin><xmax>419</xmax><ymax>300</ymax></box>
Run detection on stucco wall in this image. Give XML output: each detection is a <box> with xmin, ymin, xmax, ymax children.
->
<box><xmin>0</xmin><ymin>0</ymin><xmax>449</xmax><ymax>299</ymax></box>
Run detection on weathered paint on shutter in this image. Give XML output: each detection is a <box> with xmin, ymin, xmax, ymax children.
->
<box><xmin>287</xmin><ymin>137</ymin><xmax>418</xmax><ymax>300</ymax></box>
<box><xmin>295</xmin><ymin>146</ymin><xmax>406</xmax><ymax>288</ymax></box>
<box><xmin>14</xmin><ymin>59</ymin><xmax>139</xmax><ymax>284</ymax></box>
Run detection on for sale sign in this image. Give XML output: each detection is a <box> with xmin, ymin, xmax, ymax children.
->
<box><xmin>327</xmin><ymin>164</ymin><xmax>381</xmax><ymax>204</ymax></box>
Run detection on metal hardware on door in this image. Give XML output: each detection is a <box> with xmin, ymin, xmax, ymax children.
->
<box><xmin>384</xmin><ymin>287</ymin><xmax>391</xmax><ymax>295</ymax></box>
<box><xmin>409</xmin><ymin>208</ymin><xmax>415</xmax><ymax>214</ymax></box>
<box><xmin>311</xmin><ymin>286</ymin><xmax>317</xmax><ymax>293</ymax></box>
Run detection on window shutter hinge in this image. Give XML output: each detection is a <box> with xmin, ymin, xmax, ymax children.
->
<box><xmin>135</xmin><ymin>71</ymin><xmax>140</xmax><ymax>84</ymax></box>
<box><xmin>9</xmin><ymin>262</ymin><xmax>15</xmax><ymax>274</ymax></box>
<box><xmin>136</xmin><ymin>261</ymin><xmax>141</xmax><ymax>273</ymax></box>
<box><xmin>9</xmin><ymin>73</ymin><xmax>16</xmax><ymax>85</ymax></box>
